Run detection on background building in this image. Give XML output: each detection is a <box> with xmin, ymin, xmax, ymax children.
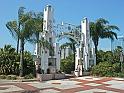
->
<box><xmin>111</xmin><ymin>36</ymin><xmax>124</xmax><ymax>51</ymax></box>
<box><xmin>60</xmin><ymin>46</ymin><xmax>73</xmax><ymax>59</ymax></box>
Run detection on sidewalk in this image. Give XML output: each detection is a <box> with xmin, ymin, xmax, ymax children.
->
<box><xmin>0</xmin><ymin>76</ymin><xmax>124</xmax><ymax>93</ymax></box>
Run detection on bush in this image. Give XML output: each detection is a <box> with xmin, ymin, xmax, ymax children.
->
<box><xmin>91</xmin><ymin>61</ymin><xmax>124</xmax><ymax>77</ymax></box>
<box><xmin>117</xmin><ymin>73</ymin><xmax>124</xmax><ymax>78</ymax></box>
<box><xmin>112</xmin><ymin>63</ymin><xmax>120</xmax><ymax>73</ymax></box>
<box><xmin>24</xmin><ymin>73</ymin><xmax>34</xmax><ymax>79</ymax></box>
<box><xmin>6</xmin><ymin>75</ymin><xmax>17</xmax><ymax>80</ymax></box>
<box><xmin>91</xmin><ymin>62</ymin><xmax>113</xmax><ymax>76</ymax></box>
<box><xmin>0</xmin><ymin>75</ymin><xmax>6</xmax><ymax>79</ymax></box>
<box><xmin>91</xmin><ymin>62</ymin><xmax>122</xmax><ymax>77</ymax></box>
<box><xmin>60</xmin><ymin>55</ymin><xmax>75</xmax><ymax>74</ymax></box>
<box><xmin>0</xmin><ymin>45</ymin><xmax>35</xmax><ymax>76</ymax></box>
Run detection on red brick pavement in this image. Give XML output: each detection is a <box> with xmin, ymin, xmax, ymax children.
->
<box><xmin>0</xmin><ymin>77</ymin><xmax>124</xmax><ymax>93</ymax></box>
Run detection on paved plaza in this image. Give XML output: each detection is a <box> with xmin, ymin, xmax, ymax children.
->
<box><xmin>0</xmin><ymin>76</ymin><xmax>124</xmax><ymax>93</ymax></box>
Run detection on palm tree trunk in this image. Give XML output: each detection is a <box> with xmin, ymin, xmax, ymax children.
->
<box><xmin>17</xmin><ymin>23</ymin><xmax>20</xmax><ymax>54</ymax></box>
<box><xmin>17</xmin><ymin>37</ymin><xmax>19</xmax><ymax>54</ymax></box>
<box><xmin>95</xmin><ymin>45</ymin><xmax>98</xmax><ymax>64</ymax></box>
<box><xmin>20</xmin><ymin>39</ymin><xmax>24</xmax><ymax>77</ymax></box>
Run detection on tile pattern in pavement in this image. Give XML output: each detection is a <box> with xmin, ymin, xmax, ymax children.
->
<box><xmin>0</xmin><ymin>76</ymin><xmax>124</xmax><ymax>93</ymax></box>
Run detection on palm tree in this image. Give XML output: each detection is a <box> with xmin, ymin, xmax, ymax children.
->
<box><xmin>27</xmin><ymin>12</ymin><xmax>44</xmax><ymax>57</ymax></box>
<box><xmin>19</xmin><ymin>12</ymin><xmax>35</xmax><ymax>77</ymax></box>
<box><xmin>90</xmin><ymin>18</ymin><xmax>119</xmax><ymax>64</ymax></box>
<box><xmin>6</xmin><ymin>7</ymin><xmax>36</xmax><ymax>77</ymax></box>
<box><xmin>6</xmin><ymin>7</ymin><xmax>53</xmax><ymax>77</ymax></box>
<box><xmin>6</xmin><ymin>7</ymin><xmax>25</xmax><ymax>54</ymax></box>
<box><xmin>19</xmin><ymin>11</ymin><xmax>52</xmax><ymax>76</ymax></box>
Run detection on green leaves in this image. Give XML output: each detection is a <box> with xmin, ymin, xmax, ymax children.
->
<box><xmin>90</xmin><ymin>18</ymin><xmax>119</xmax><ymax>64</ymax></box>
<box><xmin>60</xmin><ymin>54</ymin><xmax>75</xmax><ymax>74</ymax></box>
<box><xmin>90</xmin><ymin>18</ymin><xmax>119</xmax><ymax>44</ymax></box>
<box><xmin>6</xmin><ymin>21</ymin><xmax>19</xmax><ymax>40</ymax></box>
<box><xmin>0</xmin><ymin>45</ymin><xmax>19</xmax><ymax>75</ymax></box>
<box><xmin>0</xmin><ymin>45</ymin><xmax>34</xmax><ymax>76</ymax></box>
<box><xmin>91</xmin><ymin>62</ymin><xmax>119</xmax><ymax>76</ymax></box>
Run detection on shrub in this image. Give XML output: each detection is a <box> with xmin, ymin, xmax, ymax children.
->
<box><xmin>91</xmin><ymin>62</ymin><xmax>122</xmax><ymax>76</ymax></box>
<box><xmin>0</xmin><ymin>75</ymin><xmax>6</xmax><ymax>79</ymax></box>
<box><xmin>60</xmin><ymin>55</ymin><xmax>75</xmax><ymax>74</ymax></box>
<box><xmin>112</xmin><ymin>63</ymin><xmax>120</xmax><ymax>73</ymax></box>
<box><xmin>6</xmin><ymin>75</ymin><xmax>17</xmax><ymax>80</ymax></box>
<box><xmin>0</xmin><ymin>45</ymin><xmax>35</xmax><ymax>76</ymax></box>
<box><xmin>24</xmin><ymin>73</ymin><xmax>34</xmax><ymax>79</ymax></box>
<box><xmin>117</xmin><ymin>73</ymin><xmax>124</xmax><ymax>78</ymax></box>
<box><xmin>91</xmin><ymin>62</ymin><xmax>113</xmax><ymax>76</ymax></box>
<box><xmin>91</xmin><ymin>61</ymin><xmax>124</xmax><ymax>77</ymax></box>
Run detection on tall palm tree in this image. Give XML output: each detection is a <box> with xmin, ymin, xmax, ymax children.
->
<box><xmin>90</xmin><ymin>18</ymin><xmax>119</xmax><ymax>64</ymax></box>
<box><xmin>19</xmin><ymin>11</ymin><xmax>52</xmax><ymax>76</ymax></box>
<box><xmin>27</xmin><ymin>12</ymin><xmax>43</xmax><ymax>57</ymax></box>
<box><xmin>6</xmin><ymin>7</ymin><xmax>25</xmax><ymax>54</ymax></box>
<box><xmin>18</xmin><ymin>11</ymin><xmax>51</xmax><ymax>76</ymax></box>
<box><xmin>6</xmin><ymin>7</ymin><xmax>36</xmax><ymax>77</ymax></box>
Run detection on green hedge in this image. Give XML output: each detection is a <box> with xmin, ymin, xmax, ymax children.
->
<box><xmin>91</xmin><ymin>62</ymin><xmax>124</xmax><ymax>77</ymax></box>
<box><xmin>0</xmin><ymin>45</ymin><xmax>35</xmax><ymax>76</ymax></box>
<box><xmin>60</xmin><ymin>55</ymin><xmax>75</xmax><ymax>74</ymax></box>
<box><xmin>0</xmin><ymin>75</ymin><xmax>17</xmax><ymax>80</ymax></box>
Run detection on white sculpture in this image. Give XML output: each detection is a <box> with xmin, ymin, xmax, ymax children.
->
<box><xmin>34</xmin><ymin>5</ymin><xmax>96</xmax><ymax>77</ymax></box>
<box><xmin>75</xmin><ymin>18</ymin><xmax>96</xmax><ymax>76</ymax></box>
<box><xmin>34</xmin><ymin>5</ymin><xmax>60</xmax><ymax>74</ymax></box>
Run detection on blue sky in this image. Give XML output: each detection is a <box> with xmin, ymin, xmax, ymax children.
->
<box><xmin>0</xmin><ymin>0</ymin><xmax>124</xmax><ymax>53</ymax></box>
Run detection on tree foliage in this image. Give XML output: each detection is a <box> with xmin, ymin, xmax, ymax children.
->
<box><xmin>97</xmin><ymin>46</ymin><xmax>123</xmax><ymax>64</ymax></box>
<box><xmin>91</xmin><ymin>62</ymin><xmax>121</xmax><ymax>77</ymax></box>
<box><xmin>91</xmin><ymin>46</ymin><xmax>124</xmax><ymax>77</ymax></box>
<box><xmin>90</xmin><ymin>18</ymin><xmax>119</xmax><ymax>64</ymax></box>
<box><xmin>0</xmin><ymin>45</ymin><xmax>34</xmax><ymax>76</ymax></box>
<box><xmin>6</xmin><ymin>7</ymin><xmax>44</xmax><ymax>77</ymax></box>
<box><xmin>60</xmin><ymin>54</ymin><xmax>75</xmax><ymax>74</ymax></box>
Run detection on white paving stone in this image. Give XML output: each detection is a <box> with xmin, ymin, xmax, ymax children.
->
<box><xmin>84</xmin><ymin>83</ymin><xmax>102</xmax><ymax>86</ymax></box>
<box><xmin>53</xmin><ymin>84</ymin><xmax>81</xmax><ymax>89</ymax></box>
<box><xmin>28</xmin><ymin>83</ymin><xmax>53</xmax><ymax>89</ymax></box>
<box><xmin>0</xmin><ymin>85</ymin><xmax>24</xmax><ymax>93</ymax></box>
<box><xmin>29</xmin><ymin>79</ymin><xmax>82</xmax><ymax>90</ymax></box>
<box><xmin>103</xmin><ymin>80</ymin><xmax>124</xmax><ymax>90</ymax></box>
<box><xmin>40</xmin><ymin>89</ymin><xmax>60</xmax><ymax>93</ymax></box>
<box><xmin>103</xmin><ymin>80</ymin><xmax>124</xmax><ymax>85</ymax></box>
<box><xmin>76</xmin><ymin>88</ymin><xmax>118</xmax><ymax>93</ymax></box>
<box><xmin>114</xmin><ymin>78</ymin><xmax>124</xmax><ymax>81</ymax></box>
<box><xmin>76</xmin><ymin>76</ymin><xmax>102</xmax><ymax>81</ymax></box>
<box><xmin>46</xmin><ymin>79</ymin><xmax>79</xmax><ymax>85</ymax></box>
<box><xmin>107</xmin><ymin>83</ymin><xmax>124</xmax><ymax>90</ymax></box>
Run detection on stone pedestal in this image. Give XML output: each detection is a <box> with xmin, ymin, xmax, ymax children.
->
<box><xmin>74</xmin><ymin>65</ymin><xmax>83</xmax><ymax>77</ymax></box>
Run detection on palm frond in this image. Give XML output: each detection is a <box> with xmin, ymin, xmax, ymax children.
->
<box><xmin>96</xmin><ymin>18</ymin><xmax>109</xmax><ymax>24</ymax></box>
<box><xmin>101</xmin><ymin>31</ymin><xmax>117</xmax><ymax>40</ymax></box>
<box><xmin>6</xmin><ymin>21</ymin><xmax>19</xmax><ymax>40</ymax></box>
<box><xmin>105</xmin><ymin>25</ymin><xmax>120</xmax><ymax>31</ymax></box>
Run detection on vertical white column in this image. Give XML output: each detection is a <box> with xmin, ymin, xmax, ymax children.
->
<box><xmin>81</xmin><ymin>17</ymin><xmax>90</xmax><ymax>71</ymax></box>
<box><xmin>55</xmin><ymin>43</ymin><xmax>60</xmax><ymax>70</ymax></box>
<box><xmin>75</xmin><ymin>48</ymin><xmax>80</xmax><ymax>70</ymax></box>
<box><xmin>42</xmin><ymin>5</ymin><xmax>54</xmax><ymax>73</ymax></box>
